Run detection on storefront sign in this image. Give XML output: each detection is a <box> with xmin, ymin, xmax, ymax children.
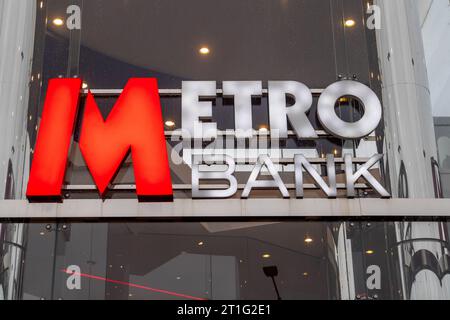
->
<box><xmin>26</xmin><ymin>78</ymin><xmax>389</xmax><ymax>201</ymax></box>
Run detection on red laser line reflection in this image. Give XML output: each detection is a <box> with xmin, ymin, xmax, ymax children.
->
<box><xmin>62</xmin><ymin>269</ymin><xmax>206</xmax><ymax>301</ymax></box>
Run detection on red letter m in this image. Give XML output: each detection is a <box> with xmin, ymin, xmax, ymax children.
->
<box><xmin>27</xmin><ymin>78</ymin><xmax>173</xmax><ymax>201</ymax></box>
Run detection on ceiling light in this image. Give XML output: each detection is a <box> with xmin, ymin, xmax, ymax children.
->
<box><xmin>198</xmin><ymin>241</ymin><xmax>204</xmax><ymax>246</ymax></box>
<box><xmin>199</xmin><ymin>47</ymin><xmax>210</xmax><ymax>55</ymax></box>
<box><xmin>82</xmin><ymin>82</ymin><xmax>88</xmax><ymax>89</ymax></box>
<box><xmin>262</xmin><ymin>253</ymin><xmax>271</xmax><ymax>259</ymax></box>
<box><xmin>344</xmin><ymin>19</ymin><xmax>356</xmax><ymax>27</ymax></box>
<box><xmin>304</xmin><ymin>235</ymin><xmax>313</xmax><ymax>244</ymax></box>
<box><xmin>366</xmin><ymin>250</ymin><xmax>375</xmax><ymax>255</ymax></box>
<box><xmin>52</xmin><ymin>18</ymin><xmax>64</xmax><ymax>26</ymax></box>
<box><xmin>259</xmin><ymin>126</ymin><xmax>269</xmax><ymax>133</ymax></box>
<box><xmin>165</xmin><ymin>120</ymin><xmax>176</xmax><ymax>128</ymax></box>
<box><xmin>303</xmin><ymin>272</ymin><xmax>309</xmax><ymax>277</ymax></box>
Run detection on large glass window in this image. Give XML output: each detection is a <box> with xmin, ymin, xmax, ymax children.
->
<box><xmin>19</xmin><ymin>221</ymin><xmax>408</xmax><ymax>300</ymax></box>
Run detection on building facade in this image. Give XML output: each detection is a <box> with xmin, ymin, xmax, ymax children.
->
<box><xmin>0</xmin><ymin>0</ymin><xmax>450</xmax><ymax>300</ymax></box>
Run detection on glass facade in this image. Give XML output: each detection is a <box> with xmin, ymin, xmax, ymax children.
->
<box><xmin>10</xmin><ymin>221</ymin><xmax>449</xmax><ymax>300</ymax></box>
<box><xmin>0</xmin><ymin>0</ymin><xmax>450</xmax><ymax>300</ymax></box>
<box><xmin>2</xmin><ymin>220</ymin><xmax>449</xmax><ymax>300</ymax></box>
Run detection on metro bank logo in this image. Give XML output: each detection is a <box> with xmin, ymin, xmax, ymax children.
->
<box><xmin>27</xmin><ymin>77</ymin><xmax>390</xmax><ymax>202</ymax></box>
<box><xmin>26</xmin><ymin>78</ymin><xmax>173</xmax><ymax>201</ymax></box>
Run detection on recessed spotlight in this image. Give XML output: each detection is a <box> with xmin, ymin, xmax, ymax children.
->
<box><xmin>82</xmin><ymin>82</ymin><xmax>88</xmax><ymax>89</ymax></box>
<box><xmin>262</xmin><ymin>253</ymin><xmax>271</xmax><ymax>259</ymax></box>
<box><xmin>198</xmin><ymin>241</ymin><xmax>204</xmax><ymax>246</ymax></box>
<box><xmin>199</xmin><ymin>47</ymin><xmax>210</xmax><ymax>55</ymax></box>
<box><xmin>366</xmin><ymin>250</ymin><xmax>375</xmax><ymax>255</ymax></box>
<box><xmin>303</xmin><ymin>272</ymin><xmax>309</xmax><ymax>277</ymax></box>
<box><xmin>176</xmin><ymin>276</ymin><xmax>182</xmax><ymax>280</ymax></box>
<box><xmin>344</xmin><ymin>19</ymin><xmax>356</xmax><ymax>27</ymax></box>
<box><xmin>52</xmin><ymin>18</ymin><xmax>64</xmax><ymax>26</ymax></box>
<box><xmin>304</xmin><ymin>235</ymin><xmax>313</xmax><ymax>244</ymax></box>
<box><xmin>165</xmin><ymin>120</ymin><xmax>176</xmax><ymax>128</ymax></box>
<box><xmin>39</xmin><ymin>232</ymin><xmax>45</xmax><ymax>236</ymax></box>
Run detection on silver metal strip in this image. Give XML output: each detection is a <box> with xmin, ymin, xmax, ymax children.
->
<box><xmin>63</xmin><ymin>183</ymin><xmax>370</xmax><ymax>192</ymax></box>
<box><xmin>175</xmin><ymin>157</ymin><xmax>372</xmax><ymax>164</ymax></box>
<box><xmin>81</xmin><ymin>88</ymin><xmax>325</xmax><ymax>96</ymax></box>
<box><xmin>2</xmin><ymin>199</ymin><xmax>450</xmax><ymax>218</ymax></box>
<box><xmin>164</xmin><ymin>130</ymin><xmax>331</xmax><ymax>137</ymax></box>
<box><xmin>164</xmin><ymin>130</ymin><xmax>376</xmax><ymax>140</ymax></box>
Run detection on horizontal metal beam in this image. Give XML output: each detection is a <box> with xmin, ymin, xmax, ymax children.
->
<box><xmin>1</xmin><ymin>199</ymin><xmax>449</xmax><ymax>218</ymax></box>
<box><xmin>163</xmin><ymin>130</ymin><xmax>376</xmax><ymax>140</ymax></box>
<box><xmin>181</xmin><ymin>157</ymin><xmax>373</xmax><ymax>164</ymax></box>
<box><xmin>63</xmin><ymin>183</ymin><xmax>370</xmax><ymax>192</ymax></box>
<box><xmin>164</xmin><ymin>130</ymin><xmax>334</xmax><ymax>137</ymax></box>
<box><xmin>81</xmin><ymin>88</ymin><xmax>325</xmax><ymax>96</ymax></box>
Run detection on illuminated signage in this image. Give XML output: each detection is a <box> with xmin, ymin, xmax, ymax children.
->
<box><xmin>26</xmin><ymin>78</ymin><xmax>390</xmax><ymax>201</ymax></box>
<box><xmin>27</xmin><ymin>78</ymin><xmax>173</xmax><ymax>201</ymax></box>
